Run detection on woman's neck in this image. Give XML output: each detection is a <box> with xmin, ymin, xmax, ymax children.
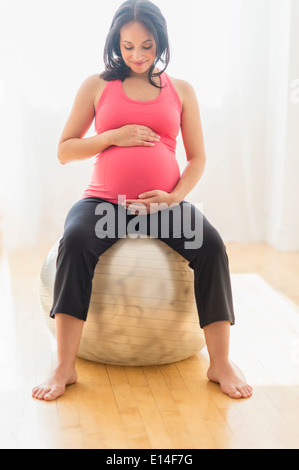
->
<box><xmin>129</xmin><ymin>67</ymin><xmax>159</xmax><ymax>80</ymax></box>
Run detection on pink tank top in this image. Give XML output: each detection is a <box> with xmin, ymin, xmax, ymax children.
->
<box><xmin>80</xmin><ymin>71</ymin><xmax>182</xmax><ymax>204</ymax></box>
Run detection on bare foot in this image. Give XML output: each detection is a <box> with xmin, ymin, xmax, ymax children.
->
<box><xmin>207</xmin><ymin>362</ymin><xmax>252</xmax><ymax>399</ymax></box>
<box><xmin>32</xmin><ymin>366</ymin><xmax>78</xmax><ymax>401</ymax></box>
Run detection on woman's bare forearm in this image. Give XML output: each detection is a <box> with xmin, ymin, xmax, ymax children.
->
<box><xmin>58</xmin><ymin>130</ymin><xmax>115</xmax><ymax>165</ymax></box>
<box><xmin>169</xmin><ymin>158</ymin><xmax>205</xmax><ymax>204</ymax></box>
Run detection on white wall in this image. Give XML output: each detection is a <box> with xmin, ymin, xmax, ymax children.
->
<box><xmin>264</xmin><ymin>0</ymin><xmax>299</xmax><ymax>251</ymax></box>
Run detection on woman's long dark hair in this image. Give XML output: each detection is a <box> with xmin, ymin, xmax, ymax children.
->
<box><xmin>100</xmin><ymin>0</ymin><xmax>171</xmax><ymax>88</ymax></box>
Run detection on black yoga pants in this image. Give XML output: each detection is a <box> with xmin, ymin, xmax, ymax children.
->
<box><xmin>49</xmin><ymin>197</ymin><xmax>235</xmax><ymax>329</ymax></box>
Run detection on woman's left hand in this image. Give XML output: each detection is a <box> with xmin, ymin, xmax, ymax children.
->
<box><xmin>121</xmin><ymin>190</ymin><xmax>179</xmax><ymax>214</ymax></box>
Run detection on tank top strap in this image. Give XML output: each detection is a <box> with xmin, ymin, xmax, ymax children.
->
<box><xmin>95</xmin><ymin>79</ymin><xmax>116</xmax><ymax>114</ymax></box>
<box><xmin>163</xmin><ymin>72</ymin><xmax>182</xmax><ymax>112</ymax></box>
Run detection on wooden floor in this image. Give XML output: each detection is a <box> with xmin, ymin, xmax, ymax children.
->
<box><xmin>1</xmin><ymin>240</ymin><xmax>299</xmax><ymax>449</ymax></box>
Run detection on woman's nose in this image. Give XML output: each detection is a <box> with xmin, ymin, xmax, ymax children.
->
<box><xmin>132</xmin><ymin>49</ymin><xmax>144</xmax><ymax>61</ymax></box>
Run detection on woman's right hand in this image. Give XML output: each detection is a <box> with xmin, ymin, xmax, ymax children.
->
<box><xmin>111</xmin><ymin>125</ymin><xmax>161</xmax><ymax>147</ymax></box>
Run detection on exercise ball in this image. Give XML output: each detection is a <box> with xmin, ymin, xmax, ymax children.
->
<box><xmin>39</xmin><ymin>235</ymin><xmax>205</xmax><ymax>366</ymax></box>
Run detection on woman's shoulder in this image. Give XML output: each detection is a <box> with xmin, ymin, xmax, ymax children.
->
<box><xmin>80</xmin><ymin>73</ymin><xmax>108</xmax><ymax>112</ymax></box>
<box><xmin>166</xmin><ymin>75</ymin><xmax>196</xmax><ymax>110</ymax></box>
<box><xmin>167</xmin><ymin>75</ymin><xmax>196</xmax><ymax>93</ymax></box>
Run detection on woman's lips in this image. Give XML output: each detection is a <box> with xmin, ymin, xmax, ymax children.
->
<box><xmin>132</xmin><ymin>61</ymin><xmax>147</xmax><ymax>66</ymax></box>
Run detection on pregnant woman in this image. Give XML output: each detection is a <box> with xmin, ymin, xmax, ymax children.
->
<box><xmin>32</xmin><ymin>0</ymin><xmax>252</xmax><ymax>401</ymax></box>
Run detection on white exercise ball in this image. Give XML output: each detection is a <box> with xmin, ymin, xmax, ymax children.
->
<box><xmin>39</xmin><ymin>235</ymin><xmax>205</xmax><ymax>366</ymax></box>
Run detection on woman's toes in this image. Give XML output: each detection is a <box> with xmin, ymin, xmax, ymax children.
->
<box><xmin>238</xmin><ymin>385</ymin><xmax>252</xmax><ymax>398</ymax></box>
<box><xmin>33</xmin><ymin>387</ymin><xmax>48</xmax><ymax>400</ymax></box>
<box><xmin>44</xmin><ymin>386</ymin><xmax>59</xmax><ymax>401</ymax></box>
<box><xmin>44</xmin><ymin>390</ymin><xmax>57</xmax><ymax>401</ymax></box>
<box><xmin>36</xmin><ymin>389</ymin><xmax>46</xmax><ymax>400</ymax></box>
<box><xmin>225</xmin><ymin>382</ymin><xmax>252</xmax><ymax>399</ymax></box>
<box><xmin>229</xmin><ymin>389</ymin><xmax>242</xmax><ymax>399</ymax></box>
<box><xmin>40</xmin><ymin>387</ymin><xmax>52</xmax><ymax>399</ymax></box>
<box><xmin>32</xmin><ymin>386</ymin><xmax>42</xmax><ymax>396</ymax></box>
<box><xmin>32</xmin><ymin>387</ymin><xmax>41</xmax><ymax>398</ymax></box>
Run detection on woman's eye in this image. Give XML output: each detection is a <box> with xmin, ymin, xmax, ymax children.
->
<box><xmin>124</xmin><ymin>46</ymin><xmax>152</xmax><ymax>51</ymax></box>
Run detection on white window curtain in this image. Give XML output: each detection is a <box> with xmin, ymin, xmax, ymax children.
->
<box><xmin>0</xmin><ymin>0</ymin><xmax>298</xmax><ymax>252</ymax></box>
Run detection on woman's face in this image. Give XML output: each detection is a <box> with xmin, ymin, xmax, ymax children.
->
<box><xmin>119</xmin><ymin>21</ymin><xmax>157</xmax><ymax>76</ymax></box>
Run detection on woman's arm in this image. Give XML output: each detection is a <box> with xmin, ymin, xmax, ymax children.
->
<box><xmin>57</xmin><ymin>75</ymin><xmax>161</xmax><ymax>165</ymax></box>
<box><xmin>57</xmin><ymin>75</ymin><xmax>114</xmax><ymax>165</ymax></box>
<box><xmin>169</xmin><ymin>79</ymin><xmax>206</xmax><ymax>203</ymax></box>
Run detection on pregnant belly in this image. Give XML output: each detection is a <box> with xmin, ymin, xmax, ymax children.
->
<box><xmin>92</xmin><ymin>142</ymin><xmax>180</xmax><ymax>199</ymax></box>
